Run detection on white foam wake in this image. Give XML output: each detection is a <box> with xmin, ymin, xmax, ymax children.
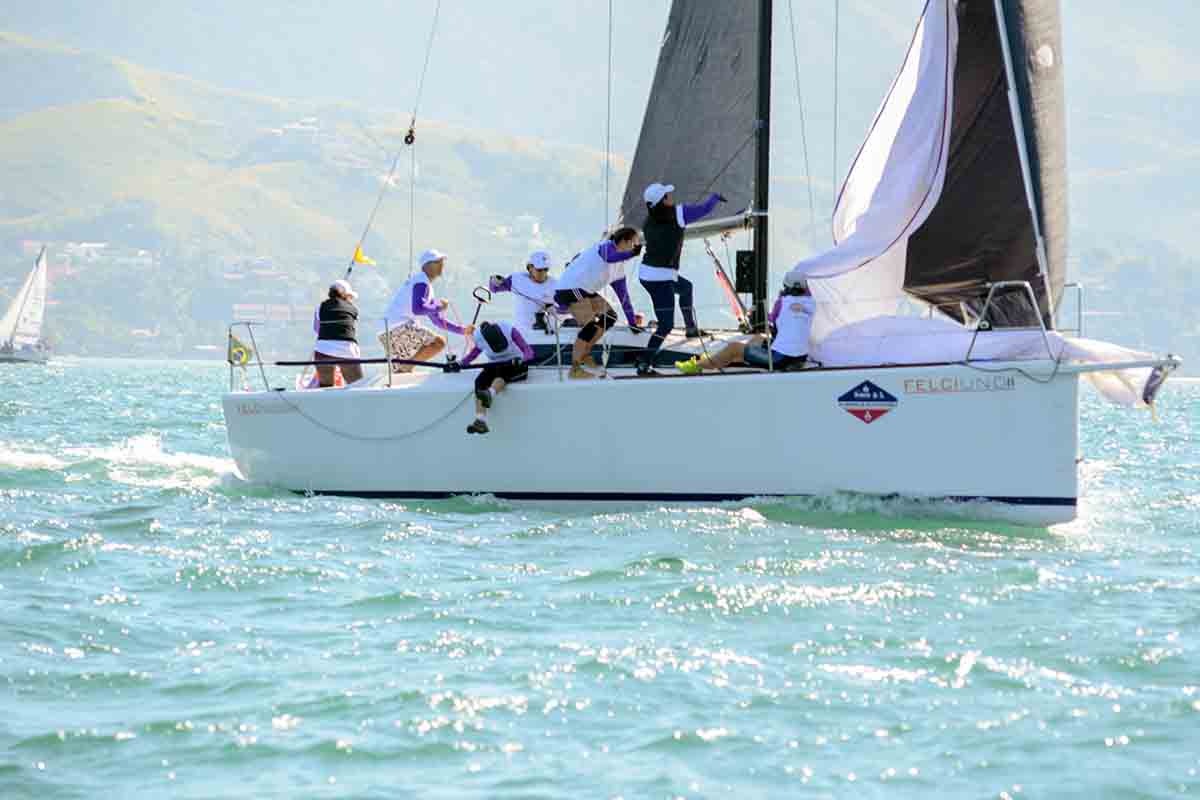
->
<box><xmin>0</xmin><ymin>448</ymin><xmax>68</xmax><ymax>471</ymax></box>
<box><xmin>66</xmin><ymin>433</ymin><xmax>233</xmax><ymax>475</ymax></box>
<box><xmin>0</xmin><ymin>433</ymin><xmax>238</xmax><ymax>491</ymax></box>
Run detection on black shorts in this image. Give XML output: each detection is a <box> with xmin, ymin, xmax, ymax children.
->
<box><xmin>554</xmin><ymin>288</ymin><xmax>598</xmax><ymax>307</ymax></box>
<box><xmin>743</xmin><ymin>343</ymin><xmax>806</xmax><ymax>371</ymax></box>
<box><xmin>475</xmin><ymin>360</ymin><xmax>529</xmax><ymax>391</ymax></box>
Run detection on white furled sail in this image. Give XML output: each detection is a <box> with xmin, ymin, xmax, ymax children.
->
<box><xmin>2</xmin><ymin>247</ymin><xmax>48</xmax><ymax>348</ymax></box>
<box><xmin>788</xmin><ymin>0</ymin><xmax>958</xmax><ymax>342</ymax></box>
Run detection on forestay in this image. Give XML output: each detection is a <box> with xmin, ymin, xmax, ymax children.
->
<box><xmin>619</xmin><ymin>0</ymin><xmax>762</xmax><ymax>229</ymax></box>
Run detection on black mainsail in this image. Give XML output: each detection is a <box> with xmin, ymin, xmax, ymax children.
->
<box><xmin>619</xmin><ymin>1</ymin><xmax>765</xmax><ymax>234</ymax></box>
<box><xmin>619</xmin><ymin>2</ymin><xmax>763</xmax><ymax>225</ymax></box>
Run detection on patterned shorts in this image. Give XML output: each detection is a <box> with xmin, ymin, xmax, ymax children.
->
<box><xmin>378</xmin><ymin>320</ymin><xmax>440</xmax><ymax>373</ymax></box>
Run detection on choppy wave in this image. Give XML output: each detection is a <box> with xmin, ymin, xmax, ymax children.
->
<box><xmin>1</xmin><ymin>362</ymin><xmax>1197</xmax><ymax>797</ymax></box>
<box><xmin>0</xmin><ymin>448</ymin><xmax>68</xmax><ymax>471</ymax></box>
<box><xmin>65</xmin><ymin>433</ymin><xmax>234</xmax><ymax>475</ymax></box>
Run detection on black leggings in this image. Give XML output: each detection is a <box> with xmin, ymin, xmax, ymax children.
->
<box><xmin>640</xmin><ymin>276</ymin><xmax>698</xmax><ymax>366</ymax></box>
<box><xmin>474</xmin><ymin>361</ymin><xmax>529</xmax><ymax>392</ymax></box>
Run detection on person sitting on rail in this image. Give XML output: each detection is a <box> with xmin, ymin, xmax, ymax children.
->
<box><xmin>462</xmin><ymin>320</ymin><xmax>535</xmax><ymax>435</ymax></box>
<box><xmin>312</xmin><ymin>279</ymin><xmax>364</xmax><ymax>387</ymax></box>
<box><xmin>675</xmin><ymin>278</ymin><xmax>814</xmax><ymax>374</ymax></box>
<box><xmin>380</xmin><ymin>249</ymin><xmax>475</xmax><ymax>373</ymax></box>
<box><xmin>488</xmin><ymin>250</ymin><xmax>560</xmax><ymax>338</ymax></box>
<box><xmin>552</xmin><ymin>227</ymin><xmax>644</xmax><ymax>380</ymax></box>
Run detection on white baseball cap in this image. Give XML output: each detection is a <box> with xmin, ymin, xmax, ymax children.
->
<box><xmin>643</xmin><ymin>182</ymin><xmax>675</xmax><ymax>206</ymax></box>
<box><xmin>330</xmin><ymin>279</ymin><xmax>358</xmax><ymax>299</ymax></box>
<box><xmin>527</xmin><ymin>250</ymin><xmax>553</xmax><ymax>270</ymax></box>
<box><xmin>418</xmin><ymin>248</ymin><xmax>448</xmax><ymax>269</ymax></box>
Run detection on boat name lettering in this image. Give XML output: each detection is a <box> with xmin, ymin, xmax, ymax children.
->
<box><xmin>903</xmin><ymin>375</ymin><xmax>1016</xmax><ymax>395</ymax></box>
<box><xmin>236</xmin><ymin>400</ymin><xmax>296</xmax><ymax>416</ymax></box>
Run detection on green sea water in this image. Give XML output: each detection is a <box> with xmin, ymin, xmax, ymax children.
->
<box><xmin>2</xmin><ymin>360</ymin><xmax>1197</xmax><ymax>798</ymax></box>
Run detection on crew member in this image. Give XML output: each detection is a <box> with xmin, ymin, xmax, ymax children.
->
<box><xmin>380</xmin><ymin>249</ymin><xmax>475</xmax><ymax>373</ymax></box>
<box><xmin>462</xmin><ymin>320</ymin><xmax>535</xmax><ymax>435</ymax></box>
<box><xmin>489</xmin><ymin>250</ymin><xmax>559</xmax><ymax>337</ymax></box>
<box><xmin>675</xmin><ymin>279</ymin><xmax>814</xmax><ymax>374</ymax></box>
<box><xmin>552</xmin><ymin>227</ymin><xmax>643</xmax><ymax>379</ymax></box>
<box><xmin>637</xmin><ymin>182</ymin><xmax>725</xmax><ymax>375</ymax></box>
<box><xmin>312</xmin><ymin>279</ymin><xmax>363</xmax><ymax>387</ymax></box>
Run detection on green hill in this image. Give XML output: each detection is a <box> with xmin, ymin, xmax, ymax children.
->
<box><xmin>0</xmin><ymin>28</ymin><xmax>1194</xmax><ymax>372</ymax></box>
<box><xmin>0</xmin><ymin>31</ymin><xmax>621</xmax><ymax>264</ymax></box>
<box><xmin>0</xmin><ymin>31</ymin><xmax>824</xmax><ymax>358</ymax></box>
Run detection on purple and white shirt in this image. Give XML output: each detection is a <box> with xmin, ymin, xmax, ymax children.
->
<box><xmin>383</xmin><ymin>271</ymin><xmax>465</xmax><ymax>335</ymax></box>
<box><xmin>489</xmin><ymin>272</ymin><xmax>558</xmax><ymax>335</ymax></box>
<box><xmin>768</xmin><ymin>293</ymin><xmax>815</xmax><ymax>357</ymax></box>
<box><xmin>556</xmin><ymin>241</ymin><xmax>639</xmax><ymax>325</ymax></box>
<box><xmin>461</xmin><ymin>322</ymin><xmax>534</xmax><ymax>365</ymax></box>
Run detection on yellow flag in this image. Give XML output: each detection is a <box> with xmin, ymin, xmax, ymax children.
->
<box><xmin>228</xmin><ymin>333</ymin><xmax>253</xmax><ymax>366</ymax></box>
<box><xmin>353</xmin><ymin>245</ymin><xmax>376</xmax><ymax>265</ymax></box>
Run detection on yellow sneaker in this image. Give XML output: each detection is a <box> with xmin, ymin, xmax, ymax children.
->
<box><xmin>675</xmin><ymin>357</ymin><xmax>702</xmax><ymax>376</ymax></box>
<box><xmin>569</xmin><ymin>364</ymin><xmax>597</xmax><ymax>380</ymax></box>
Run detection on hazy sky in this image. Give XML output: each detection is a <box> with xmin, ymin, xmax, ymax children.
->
<box><xmin>6</xmin><ymin>0</ymin><xmax>1200</xmax><ymax>249</ymax></box>
<box><xmin>6</xmin><ymin>1</ymin><xmax>1199</xmax><ymax>177</ymax></box>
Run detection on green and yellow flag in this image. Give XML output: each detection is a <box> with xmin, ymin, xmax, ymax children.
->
<box><xmin>228</xmin><ymin>333</ymin><xmax>253</xmax><ymax>366</ymax></box>
<box><xmin>352</xmin><ymin>245</ymin><xmax>376</xmax><ymax>265</ymax></box>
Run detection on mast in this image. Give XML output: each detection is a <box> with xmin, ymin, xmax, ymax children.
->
<box><xmin>992</xmin><ymin>0</ymin><xmax>1055</xmax><ymax>325</ymax></box>
<box><xmin>751</xmin><ymin>0</ymin><xmax>773</xmax><ymax>330</ymax></box>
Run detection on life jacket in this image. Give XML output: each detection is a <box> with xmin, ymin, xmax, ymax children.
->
<box><xmin>641</xmin><ymin>204</ymin><xmax>685</xmax><ymax>269</ymax></box>
<box><xmin>317</xmin><ymin>298</ymin><xmax>358</xmax><ymax>342</ymax></box>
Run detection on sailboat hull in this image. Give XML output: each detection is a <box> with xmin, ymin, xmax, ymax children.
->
<box><xmin>222</xmin><ymin>361</ymin><xmax>1081</xmax><ymax>526</ymax></box>
<box><xmin>0</xmin><ymin>351</ymin><xmax>48</xmax><ymax>364</ymax></box>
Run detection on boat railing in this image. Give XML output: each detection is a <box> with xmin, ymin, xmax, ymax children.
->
<box><xmin>225</xmin><ymin>300</ymin><xmax>770</xmax><ymax>391</ymax></box>
<box><xmin>228</xmin><ymin>288</ymin><xmax>1086</xmax><ymax>391</ymax></box>
<box><xmin>227</xmin><ymin>321</ymin><xmax>270</xmax><ymax>392</ymax></box>
<box><xmin>965</xmin><ymin>280</ymin><xmax>1056</xmax><ymax>364</ymax></box>
<box><xmin>1053</xmin><ymin>282</ymin><xmax>1084</xmax><ymax>337</ymax></box>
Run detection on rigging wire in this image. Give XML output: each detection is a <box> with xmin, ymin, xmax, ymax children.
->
<box><xmin>786</xmin><ymin>0</ymin><xmax>817</xmax><ymax>237</ymax></box>
<box><xmin>604</xmin><ymin>0</ymin><xmax>614</xmax><ymax>233</ymax></box>
<box><xmin>832</xmin><ymin>0</ymin><xmax>841</xmax><ymax>217</ymax></box>
<box><xmin>408</xmin><ymin>142</ymin><xmax>418</xmax><ymax>276</ymax></box>
<box><xmin>344</xmin><ymin>0</ymin><xmax>443</xmax><ymax>280</ymax></box>
<box><xmin>600</xmin><ymin>0</ymin><xmax>616</xmax><ymax>372</ymax></box>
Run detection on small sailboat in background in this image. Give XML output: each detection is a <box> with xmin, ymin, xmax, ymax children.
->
<box><xmin>0</xmin><ymin>246</ymin><xmax>50</xmax><ymax>365</ymax></box>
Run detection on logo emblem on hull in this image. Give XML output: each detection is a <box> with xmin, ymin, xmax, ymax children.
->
<box><xmin>838</xmin><ymin>381</ymin><xmax>897</xmax><ymax>424</ymax></box>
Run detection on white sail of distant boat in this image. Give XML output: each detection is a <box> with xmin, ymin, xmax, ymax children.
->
<box><xmin>0</xmin><ymin>246</ymin><xmax>50</xmax><ymax>364</ymax></box>
<box><xmin>220</xmin><ymin>0</ymin><xmax>1181</xmax><ymax>526</ymax></box>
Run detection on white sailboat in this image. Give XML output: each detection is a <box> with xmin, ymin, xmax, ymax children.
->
<box><xmin>222</xmin><ymin>0</ymin><xmax>1179</xmax><ymax>526</ymax></box>
<box><xmin>0</xmin><ymin>246</ymin><xmax>50</xmax><ymax>365</ymax></box>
